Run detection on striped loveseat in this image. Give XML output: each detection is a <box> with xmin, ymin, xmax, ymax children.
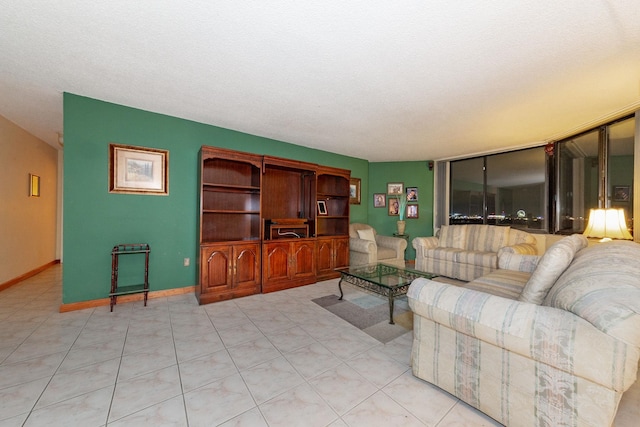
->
<box><xmin>407</xmin><ymin>236</ymin><xmax>640</xmax><ymax>427</ymax></box>
<box><xmin>412</xmin><ymin>224</ymin><xmax>538</xmax><ymax>281</ymax></box>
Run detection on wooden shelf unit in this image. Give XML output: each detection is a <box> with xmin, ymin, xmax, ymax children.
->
<box><xmin>315</xmin><ymin>166</ymin><xmax>351</xmax><ymax>279</ymax></box>
<box><xmin>197</xmin><ymin>148</ymin><xmax>263</xmax><ymax>303</ymax></box>
<box><xmin>196</xmin><ymin>146</ymin><xmax>350</xmax><ymax>303</ymax></box>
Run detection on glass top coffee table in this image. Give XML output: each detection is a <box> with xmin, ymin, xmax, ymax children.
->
<box><xmin>335</xmin><ymin>263</ymin><xmax>434</xmax><ymax>324</ymax></box>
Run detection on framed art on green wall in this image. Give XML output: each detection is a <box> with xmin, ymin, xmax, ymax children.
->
<box><xmin>350</xmin><ymin>177</ymin><xmax>361</xmax><ymax>204</ymax></box>
<box><xmin>387</xmin><ymin>182</ymin><xmax>403</xmax><ymax>195</ymax></box>
<box><xmin>109</xmin><ymin>143</ymin><xmax>169</xmax><ymax>195</ymax></box>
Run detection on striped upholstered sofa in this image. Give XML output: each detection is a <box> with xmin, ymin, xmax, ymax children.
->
<box><xmin>407</xmin><ymin>235</ymin><xmax>640</xmax><ymax>427</ymax></box>
<box><xmin>412</xmin><ymin>224</ymin><xmax>538</xmax><ymax>281</ymax></box>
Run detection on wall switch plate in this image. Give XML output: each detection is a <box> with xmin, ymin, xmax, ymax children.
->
<box><xmin>183</xmin><ymin>258</ymin><xmax>190</xmax><ymax>267</ymax></box>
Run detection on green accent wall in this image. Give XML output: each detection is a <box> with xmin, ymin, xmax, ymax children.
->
<box><xmin>63</xmin><ymin>94</ymin><xmax>369</xmax><ymax>304</ymax></box>
<box><xmin>367</xmin><ymin>161</ymin><xmax>434</xmax><ymax>260</ymax></box>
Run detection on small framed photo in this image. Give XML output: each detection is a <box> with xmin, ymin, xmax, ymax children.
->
<box><xmin>406</xmin><ymin>187</ymin><xmax>418</xmax><ymax>202</ymax></box>
<box><xmin>349</xmin><ymin>178</ymin><xmax>361</xmax><ymax>204</ymax></box>
<box><xmin>373</xmin><ymin>193</ymin><xmax>386</xmax><ymax>208</ymax></box>
<box><xmin>388</xmin><ymin>198</ymin><xmax>400</xmax><ymax>216</ymax></box>
<box><xmin>317</xmin><ymin>200</ymin><xmax>328</xmax><ymax>215</ymax></box>
<box><xmin>387</xmin><ymin>182</ymin><xmax>404</xmax><ymax>195</ymax></box>
<box><xmin>109</xmin><ymin>143</ymin><xmax>169</xmax><ymax>195</ymax></box>
<box><xmin>613</xmin><ymin>185</ymin><xmax>630</xmax><ymax>202</ymax></box>
<box><xmin>29</xmin><ymin>173</ymin><xmax>40</xmax><ymax>197</ymax></box>
<box><xmin>407</xmin><ymin>204</ymin><xmax>419</xmax><ymax>219</ymax></box>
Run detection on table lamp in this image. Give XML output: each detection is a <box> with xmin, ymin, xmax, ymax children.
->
<box><xmin>583</xmin><ymin>208</ymin><xmax>633</xmax><ymax>242</ymax></box>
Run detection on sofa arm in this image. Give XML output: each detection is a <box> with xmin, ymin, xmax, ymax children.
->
<box><xmin>499</xmin><ymin>243</ymin><xmax>538</xmax><ymax>255</ymax></box>
<box><xmin>412</xmin><ymin>237</ymin><xmax>438</xmax><ymax>259</ymax></box>
<box><xmin>375</xmin><ymin>235</ymin><xmax>407</xmax><ymax>257</ymax></box>
<box><xmin>349</xmin><ymin>237</ymin><xmax>377</xmax><ymax>265</ymax></box>
<box><xmin>412</xmin><ymin>236</ymin><xmax>438</xmax><ymax>250</ymax></box>
<box><xmin>407</xmin><ymin>278</ymin><xmax>640</xmax><ymax>392</ymax></box>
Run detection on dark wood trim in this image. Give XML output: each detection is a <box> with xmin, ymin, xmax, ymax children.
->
<box><xmin>0</xmin><ymin>260</ymin><xmax>61</xmax><ymax>292</ymax></box>
<box><xmin>59</xmin><ymin>286</ymin><xmax>195</xmax><ymax>313</ymax></box>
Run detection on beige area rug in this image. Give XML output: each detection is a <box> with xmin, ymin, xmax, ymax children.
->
<box><xmin>312</xmin><ymin>292</ymin><xmax>413</xmax><ymax>344</ymax></box>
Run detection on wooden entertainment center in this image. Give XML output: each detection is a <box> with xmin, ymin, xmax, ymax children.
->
<box><xmin>196</xmin><ymin>146</ymin><xmax>351</xmax><ymax>304</ymax></box>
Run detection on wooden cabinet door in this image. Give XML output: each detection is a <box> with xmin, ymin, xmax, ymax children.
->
<box><xmin>233</xmin><ymin>243</ymin><xmax>261</xmax><ymax>290</ymax></box>
<box><xmin>200</xmin><ymin>245</ymin><xmax>232</xmax><ymax>294</ymax></box>
<box><xmin>263</xmin><ymin>242</ymin><xmax>291</xmax><ymax>283</ymax></box>
<box><xmin>291</xmin><ymin>240</ymin><xmax>315</xmax><ymax>280</ymax></box>
<box><xmin>316</xmin><ymin>237</ymin><xmax>349</xmax><ymax>279</ymax></box>
<box><xmin>316</xmin><ymin>238</ymin><xmax>334</xmax><ymax>277</ymax></box>
<box><xmin>333</xmin><ymin>237</ymin><xmax>350</xmax><ymax>270</ymax></box>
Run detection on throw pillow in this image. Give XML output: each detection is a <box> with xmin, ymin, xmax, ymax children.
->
<box><xmin>518</xmin><ymin>234</ymin><xmax>588</xmax><ymax>304</ymax></box>
<box><xmin>357</xmin><ymin>228</ymin><xmax>376</xmax><ymax>242</ymax></box>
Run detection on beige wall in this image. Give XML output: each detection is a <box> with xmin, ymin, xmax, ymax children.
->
<box><xmin>0</xmin><ymin>115</ymin><xmax>59</xmax><ymax>284</ymax></box>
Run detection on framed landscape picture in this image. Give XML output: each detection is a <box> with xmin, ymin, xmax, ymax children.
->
<box><xmin>350</xmin><ymin>178</ymin><xmax>361</xmax><ymax>204</ymax></box>
<box><xmin>109</xmin><ymin>143</ymin><xmax>169</xmax><ymax>195</ymax></box>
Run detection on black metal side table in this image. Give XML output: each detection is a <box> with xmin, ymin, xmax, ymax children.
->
<box><xmin>393</xmin><ymin>233</ymin><xmax>410</xmax><ymax>241</ymax></box>
<box><xmin>110</xmin><ymin>243</ymin><xmax>150</xmax><ymax>312</ymax></box>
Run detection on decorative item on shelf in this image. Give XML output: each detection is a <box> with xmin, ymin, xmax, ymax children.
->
<box><xmin>583</xmin><ymin>208</ymin><xmax>633</xmax><ymax>242</ymax></box>
<box><xmin>317</xmin><ymin>200</ymin><xmax>328</xmax><ymax>215</ymax></box>
<box><xmin>393</xmin><ymin>195</ymin><xmax>408</xmax><ymax>235</ymax></box>
<box><xmin>397</xmin><ymin>220</ymin><xmax>406</xmax><ymax>235</ymax></box>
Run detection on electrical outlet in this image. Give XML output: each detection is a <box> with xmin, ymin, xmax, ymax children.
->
<box><xmin>183</xmin><ymin>257</ymin><xmax>190</xmax><ymax>267</ymax></box>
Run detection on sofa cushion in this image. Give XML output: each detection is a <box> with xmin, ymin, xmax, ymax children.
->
<box><xmin>426</xmin><ymin>247</ymin><xmax>465</xmax><ymax>263</ymax></box>
<box><xmin>357</xmin><ymin>228</ymin><xmax>376</xmax><ymax>242</ymax></box>
<box><xmin>544</xmin><ymin>241</ymin><xmax>640</xmax><ymax>347</ymax></box>
<box><xmin>438</xmin><ymin>225</ymin><xmax>467</xmax><ymax>249</ymax></box>
<box><xmin>456</xmin><ymin>250</ymin><xmax>497</xmax><ymax>269</ymax></box>
<box><xmin>498</xmin><ymin>251</ymin><xmax>539</xmax><ymax>273</ymax></box>
<box><xmin>377</xmin><ymin>246</ymin><xmax>398</xmax><ymax>261</ymax></box>
<box><xmin>519</xmin><ymin>234</ymin><xmax>588</xmax><ymax>305</ymax></box>
<box><xmin>464</xmin><ymin>269</ymin><xmax>531</xmax><ymax>300</ymax></box>
<box><xmin>507</xmin><ymin>228</ymin><xmax>537</xmax><ymax>246</ymax></box>
<box><xmin>468</xmin><ymin>225</ymin><xmax>510</xmax><ymax>252</ymax></box>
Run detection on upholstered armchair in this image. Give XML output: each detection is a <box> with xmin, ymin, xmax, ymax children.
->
<box><xmin>349</xmin><ymin>223</ymin><xmax>407</xmax><ymax>268</ymax></box>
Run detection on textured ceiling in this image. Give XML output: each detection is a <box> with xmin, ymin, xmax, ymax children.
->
<box><xmin>1</xmin><ymin>1</ymin><xmax>640</xmax><ymax>161</ymax></box>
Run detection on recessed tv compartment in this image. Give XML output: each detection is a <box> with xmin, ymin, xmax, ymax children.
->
<box><xmin>266</xmin><ymin>218</ymin><xmax>309</xmax><ymax>239</ymax></box>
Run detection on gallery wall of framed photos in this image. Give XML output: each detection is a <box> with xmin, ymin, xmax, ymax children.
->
<box><xmin>366</xmin><ymin>161</ymin><xmax>435</xmax><ymax>260</ymax></box>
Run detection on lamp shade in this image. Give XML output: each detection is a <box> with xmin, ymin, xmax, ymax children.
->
<box><xmin>583</xmin><ymin>208</ymin><xmax>633</xmax><ymax>240</ymax></box>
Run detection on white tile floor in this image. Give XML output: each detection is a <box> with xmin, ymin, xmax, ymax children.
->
<box><xmin>0</xmin><ymin>265</ymin><xmax>638</xmax><ymax>426</ymax></box>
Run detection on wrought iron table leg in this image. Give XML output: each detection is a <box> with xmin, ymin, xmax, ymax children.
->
<box><xmin>338</xmin><ymin>277</ymin><xmax>344</xmax><ymax>300</ymax></box>
<box><xmin>388</xmin><ymin>292</ymin><xmax>395</xmax><ymax>324</ymax></box>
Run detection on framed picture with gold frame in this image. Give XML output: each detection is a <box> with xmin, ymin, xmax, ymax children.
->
<box><xmin>109</xmin><ymin>143</ymin><xmax>169</xmax><ymax>195</ymax></box>
<box><xmin>349</xmin><ymin>178</ymin><xmax>361</xmax><ymax>204</ymax></box>
<box><xmin>29</xmin><ymin>173</ymin><xmax>40</xmax><ymax>197</ymax></box>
